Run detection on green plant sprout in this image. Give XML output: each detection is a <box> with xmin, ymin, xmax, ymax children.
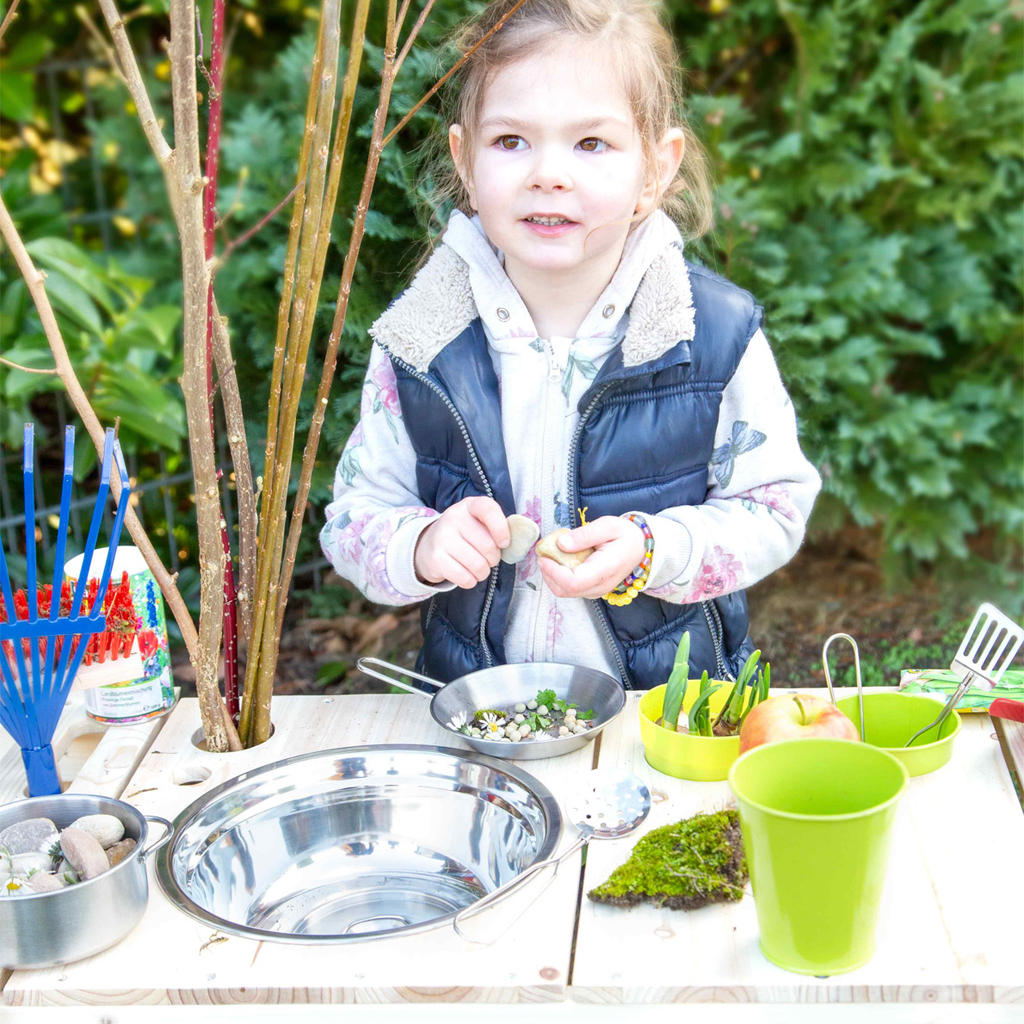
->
<box><xmin>660</xmin><ymin>631</ymin><xmax>691</xmax><ymax>732</ymax></box>
<box><xmin>712</xmin><ymin>649</ymin><xmax>762</xmax><ymax>736</ymax></box>
<box><xmin>687</xmin><ymin>671</ymin><xmax>722</xmax><ymax>737</ymax></box>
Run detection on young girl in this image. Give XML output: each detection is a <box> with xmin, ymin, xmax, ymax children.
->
<box><xmin>321</xmin><ymin>0</ymin><xmax>821</xmax><ymax>688</ymax></box>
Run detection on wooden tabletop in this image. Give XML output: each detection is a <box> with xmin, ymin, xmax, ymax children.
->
<box><xmin>2</xmin><ymin>689</ymin><xmax>1022</xmax><ymax>1010</ymax></box>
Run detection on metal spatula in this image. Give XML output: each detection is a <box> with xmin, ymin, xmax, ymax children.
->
<box><xmin>904</xmin><ymin>603</ymin><xmax>1024</xmax><ymax>747</ymax></box>
<box><xmin>453</xmin><ymin>768</ymin><xmax>651</xmax><ymax>943</ymax></box>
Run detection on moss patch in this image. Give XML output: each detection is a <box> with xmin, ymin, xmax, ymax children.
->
<box><xmin>587</xmin><ymin>809</ymin><xmax>747</xmax><ymax>911</ymax></box>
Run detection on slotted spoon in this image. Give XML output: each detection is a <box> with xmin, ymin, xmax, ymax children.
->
<box><xmin>453</xmin><ymin>767</ymin><xmax>651</xmax><ymax>943</ymax></box>
<box><xmin>904</xmin><ymin>603</ymin><xmax>1024</xmax><ymax>747</ymax></box>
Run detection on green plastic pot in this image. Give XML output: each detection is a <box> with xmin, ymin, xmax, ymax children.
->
<box><xmin>835</xmin><ymin>692</ymin><xmax>960</xmax><ymax>777</ymax></box>
<box><xmin>638</xmin><ymin>682</ymin><xmax>739</xmax><ymax>781</ymax></box>
<box><xmin>728</xmin><ymin>738</ymin><xmax>908</xmax><ymax>976</ymax></box>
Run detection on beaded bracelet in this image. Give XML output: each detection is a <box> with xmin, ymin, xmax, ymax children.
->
<box><xmin>603</xmin><ymin>513</ymin><xmax>654</xmax><ymax>606</ymax></box>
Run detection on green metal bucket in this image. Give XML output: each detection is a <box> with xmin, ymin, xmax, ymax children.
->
<box><xmin>728</xmin><ymin>738</ymin><xmax>908</xmax><ymax>976</ymax></box>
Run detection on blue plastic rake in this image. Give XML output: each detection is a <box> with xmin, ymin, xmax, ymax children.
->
<box><xmin>0</xmin><ymin>423</ymin><xmax>131</xmax><ymax>796</ymax></box>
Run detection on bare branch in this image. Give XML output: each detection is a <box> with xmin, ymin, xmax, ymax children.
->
<box><xmin>217</xmin><ymin>184</ymin><xmax>299</xmax><ymax>266</ymax></box>
<box><xmin>97</xmin><ymin>0</ymin><xmax>174</xmax><ymax>169</ymax></box>
<box><xmin>278</xmin><ymin>0</ymin><xmax>388</xmax><ymax>615</ymax></box>
<box><xmin>74</xmin><ymin>4</ymin><xmax>128</xmax><ymax>86</ymax></box>
<box><xmin>0</xmin><ymin>356</ymin><xmax>58</xmax><ymax>374</ymax></box>
<box><xmin>394</xmin><ymin>0</ymin><xmax>436</xmax><ymax>76</ymax></box>
<box><xmin>167</xmin><ymin>0</ymin><xmax>234</xmax><ymax>752</ymax></box>
<box><xmin>0</xmin><ymin>0</ymin><xmax>22</xmax><ymax>44</ymax></box>
<box><xmin>395</xmin><ymin>0</ymin><xmax>413</xmax><ymax>41</ymax></box>
<box><xmin>0</xmin><ymin>189</ymin><xmax>199</xmax><ymax>660</ymax></box>
<box><xmin>382</xmin><ymin>0</ymin><xmax>533</xmax><ymax>149</ymax></box>
<box><xmin>211</xmin><ymin>300</ymin><xmax>256</xmax><ymax>649</ymax></box>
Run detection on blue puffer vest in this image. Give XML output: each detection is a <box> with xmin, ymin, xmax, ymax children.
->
<box><xmin>385</xmin><ymin>260</ymin><xmax>760</xmax><ymax>689</ymax></box>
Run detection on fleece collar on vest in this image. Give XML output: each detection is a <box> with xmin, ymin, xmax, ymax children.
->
<box><xmin>369</xmin><ymin>225</ymin><xmax>696</xmax><ymax>373</ymax></box>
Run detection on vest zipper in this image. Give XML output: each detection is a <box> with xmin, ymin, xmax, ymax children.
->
<box><xmin>382</xmin><ymin>348</ymin><xmax>498</xmax><ymax>668</ymax></box>
<box><xmin>566</xmin><ymin>383</ymin><xmax>633</xmax><ymax>687</ymax></box>
<box><xmin>701</xmin><ymin>600</ymin><xmax>733</xmax><ymax>681</ymax></box>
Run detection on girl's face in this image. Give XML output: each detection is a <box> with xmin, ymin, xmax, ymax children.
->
<box><xmin>450</xmin><ymin>37</ymin><xmax>672</xmax><ymax>281</ymax></box>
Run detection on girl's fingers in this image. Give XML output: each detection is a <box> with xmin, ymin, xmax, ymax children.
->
<box><xmin>449</xmin><ymin>539</ymin><xmax>493</xmax><ymax>584</ymax></box>
<box><xmin>440</xmin><ymin>551</ymin><xmax>486</xmax><ymax>589</ymax></box>
<box><xmin>540</xmin><ymin>556</ymin><xmax>612</xmax><ymax>599</ymax></box>
<box><xmin>557</xmin><ymin>516</ymin><xmax>627</xmax><ymax>552</ymax></box>
<box><xmin>466</xmin><ymin>496</ymin><xmax>512</xmax><ymax>548</ymax></box>
<box><xmin>457</xmin><ymin>517</ymin><xmax>502</xmax><ymax>566</ymax></box>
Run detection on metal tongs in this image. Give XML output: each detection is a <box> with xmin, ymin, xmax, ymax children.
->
<box><xmin>822</xmin><ymin>633</ymin><xmax>865</xmax><ymax>741</ymax></box>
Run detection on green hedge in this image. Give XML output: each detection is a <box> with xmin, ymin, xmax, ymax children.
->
<box><xmin>2</xmin><ymin>0</ymin><xmax>1021</xmax><ymax>584</ymax></box>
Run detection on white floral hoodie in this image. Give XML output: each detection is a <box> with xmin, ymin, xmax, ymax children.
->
<box><xmin>320</xmin><ymin>209</ymin><xmax>821</xmax><ymax>680</ymax></box>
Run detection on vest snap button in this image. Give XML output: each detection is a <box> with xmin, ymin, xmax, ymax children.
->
<box><xmin>496</xmin><ymin>307</ymin><xmax>510</xmax><ymax>321</ymax></box>
<box><xmin>602</xmin><ymin>304</ymin><xmax>616</xmax><ymax>318</ymax></box>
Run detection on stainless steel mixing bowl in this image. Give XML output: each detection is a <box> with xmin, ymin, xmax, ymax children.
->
<box><xmin>156</xmin><ymin>744</ymin><xmax>563</xmax><ymax>943</ymax></box>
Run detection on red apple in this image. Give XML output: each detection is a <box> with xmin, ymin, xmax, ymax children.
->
<box><xmin>739</xmin><ymin>693</ymin><xmax>860</xmax><ymax>754</ymax></box>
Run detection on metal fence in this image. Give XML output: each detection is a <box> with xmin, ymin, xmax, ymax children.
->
<box><xmin>0</xmin><ymin>57</ymin><xmax>331</xmax><ymax>593</ymax></box>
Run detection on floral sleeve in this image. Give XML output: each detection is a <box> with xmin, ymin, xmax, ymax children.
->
<box><xmin>320</xmin><ymin>343</ymin><xmax>454</xmax><ymax>605</ymax></box>
<box><xmin>641</xmin><ymin>328</ymin><xmax>822</xmax><ymax>604</ymax></box>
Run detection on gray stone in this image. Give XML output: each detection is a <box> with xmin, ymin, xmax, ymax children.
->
<box><xmin>11</xmin><ymin>851</ymin><xmax>52</xmax><ymax>877</ymax></box>
<box><xmin>60</xmin><ymin>826</ymin><xmax>111</xmax><ymax>880</ymax></box>
<box><xmin>0</xmin><ymin>817</ymin><xmax>58</xmax><ymax>856</ymax></box>
<box><xmin>69</xmin><ymin>814</ymin><xmax>125</xmax><ymax>849</ymax></box>
<box><xmin>25</xmin><ymin>872</ymin><xmax>64</xmax><ymax>893</ymax></box>
<box><xmin>500</xmin><ymin>515</ymin><xmax>541</xmax><ymax>565</ymax></box>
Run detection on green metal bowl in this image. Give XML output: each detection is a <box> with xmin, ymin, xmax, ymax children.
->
<box><xmin>835</xmin><ymin>691</ymin><xmax>960</xmax><ymax>777</ymax></box>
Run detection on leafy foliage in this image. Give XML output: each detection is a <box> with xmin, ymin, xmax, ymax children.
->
<box><xmin>0</xmin><ymin>154</ymin><xmax>184</xmax><ymax>469</ymax></box>
<box><xmin>672</xmin><ymin>0</ymin><xmax>1023</xmax><ymax>575</ymax></box>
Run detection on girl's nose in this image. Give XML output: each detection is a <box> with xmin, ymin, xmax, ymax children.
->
<box><xmin>528</xmin><ymin>147</ymin><xmax>573</xmax><ymax>192</ymax></box>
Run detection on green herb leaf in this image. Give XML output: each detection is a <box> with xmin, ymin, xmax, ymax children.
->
<box><xmin>536</xmin><ymin>689</ymin><xmax>557</xmax><ymax>710</ymax></box>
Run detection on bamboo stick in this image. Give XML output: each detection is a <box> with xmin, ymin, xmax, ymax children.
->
<box><xmin>238</xmin><ymin>5</ymin><xmax>336</xmax><ymax>746</ymax></box>
<box><xmin>246</xmin><ymin>0</ymin><xmax>344</xmax><ymax>747</ymax></box>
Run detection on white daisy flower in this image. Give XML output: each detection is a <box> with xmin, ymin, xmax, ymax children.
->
<box><xmin>478</xmin><ymin>712</ymin><xmax>502</xmax><ymax>726</ymax></box>
<box><xmin>447</xmin><ymin>712</ymin><xmax>468</xmax><ymax>731</ymax></box>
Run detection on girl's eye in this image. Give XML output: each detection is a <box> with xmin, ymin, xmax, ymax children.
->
<box><xmin>496</xmin><ymin>135</ymin><xmax>526</xmax><ymax>151</ymax></box>
<box><xmin>578</xmin><ymin>138</ymin><xmax>608</xmax><ymax>153</ymax></box>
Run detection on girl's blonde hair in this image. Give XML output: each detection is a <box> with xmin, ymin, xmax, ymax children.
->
<box><xmin>423</xmin><ymin>0</ymin><xmax>714</xmax><ymax>249</ymax></box>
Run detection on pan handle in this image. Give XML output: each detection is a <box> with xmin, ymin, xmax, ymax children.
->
<box><xmin>356</xmin><ymin>657</ymin><xmax>446</xmax><ymax>696</ymax></box>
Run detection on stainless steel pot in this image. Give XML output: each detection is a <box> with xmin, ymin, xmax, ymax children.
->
<box><xmin>357</xmin><ymin>658</ymin><xmax>626</xmax><ymax>760</ymax></box>
<box><xmin>0</xmin><ymin>793</ymin><xmax>172</xmax><ymax>969</ymax></box>
<box><xmin>156</xmin><ymin>744</ymin><xmax>562</xmax><ymax>943</ymax></box>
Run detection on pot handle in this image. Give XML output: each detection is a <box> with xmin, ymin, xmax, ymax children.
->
<box><xmin>142</xmin><ymin>815</ymin><xmax>173</xmax><ymax>859</ymax></box>
<box><xmin>356</xmin><ymin>657</ymin><xmax>446</xmax><ymax>697</ymax></box>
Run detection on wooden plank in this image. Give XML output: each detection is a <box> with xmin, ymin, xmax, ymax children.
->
<box><xmin>1</xmin><ymin>1000</ymin><xmax>1023</xmax><ymax>1024</ymax></box>
<box><xmin>572</xmin><ymin>691</ymin><xmax>1024</xmax><ymax>1004</ymax></box>
<box><xmin>993</xmin><ymin>717</ymin><xmax>1023</xmax><ymax>807</ymax></box>
<box><xmin>4</xmin><ymin>695</ymin><xmax>592</xmax><ymax>1007</ymax></box>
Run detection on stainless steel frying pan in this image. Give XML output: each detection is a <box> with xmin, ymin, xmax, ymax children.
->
<box><xmin>356</xmin><ymin>658</ymin><xmax>626</xmax><ymax>761</ymax></box>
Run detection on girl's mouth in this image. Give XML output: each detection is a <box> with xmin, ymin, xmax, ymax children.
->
<box><xmin>522</xmin><ymin>216</ymin><xmax>577</xmax><ymax>237</ymax></box>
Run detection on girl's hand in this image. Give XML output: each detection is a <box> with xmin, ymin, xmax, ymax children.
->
<box><xmin>538</xmin><ymin>516</ymin><xmax>646</xmax><ymax>600</ymax></box>
<box><xmin>414</xmin><ymin>496</ymin><xmax>511</xmax><ymax>589</ymax></box>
